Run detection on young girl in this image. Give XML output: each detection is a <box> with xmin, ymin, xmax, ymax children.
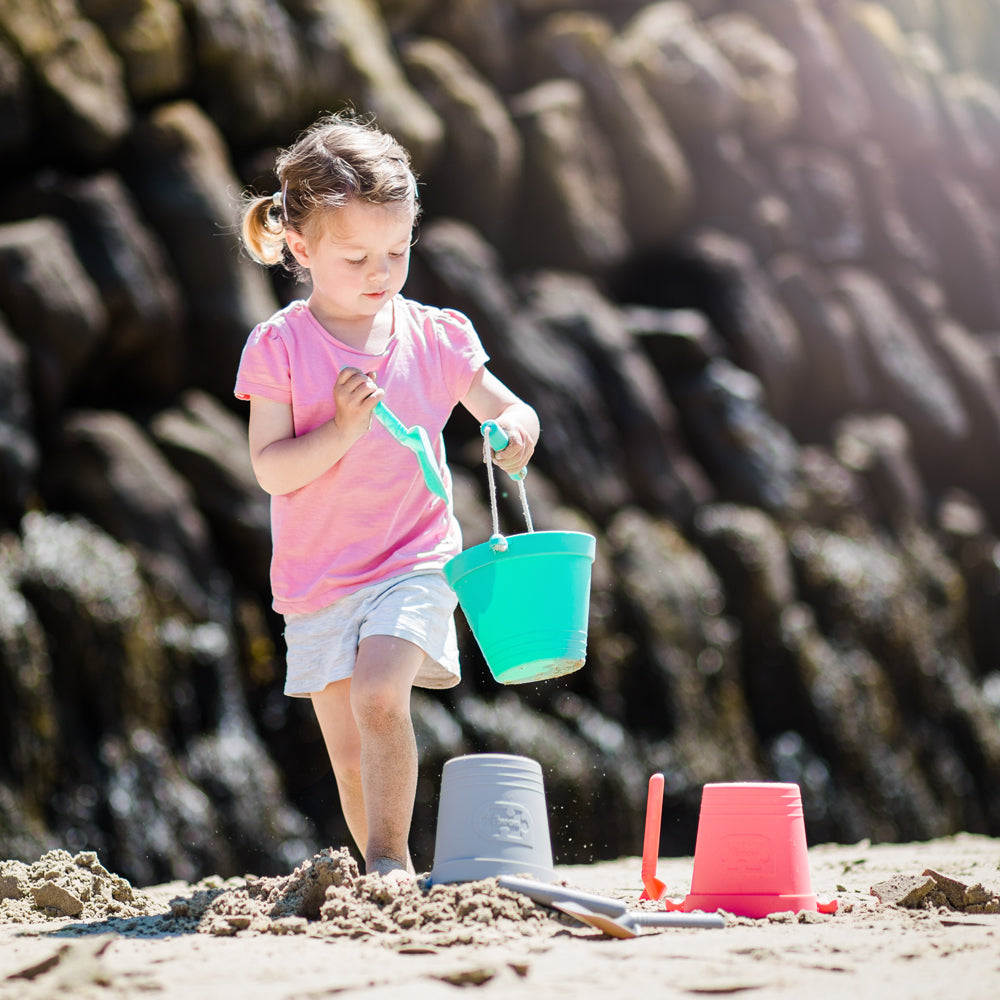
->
<box><xmin>234</xmin><ymin>112</ymin><xmax>538</xmax><ymax>882</ymax></box>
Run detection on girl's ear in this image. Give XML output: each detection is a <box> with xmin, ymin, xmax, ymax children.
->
<box><xmin>284</xmin><ymin>228</ymin><xmax>311</xmax><ymax>270</ymax></box>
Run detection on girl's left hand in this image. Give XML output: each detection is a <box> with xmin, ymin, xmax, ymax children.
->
<box><xmin>491</xmin><ymin>422</ymin><xmax>534</xmax><ymax>474</ymax></box>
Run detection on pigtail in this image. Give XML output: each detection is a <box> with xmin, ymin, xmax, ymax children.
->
<box><xmin>240</xmin><ymin>192</ymin><xmax>287</xmax><ymax>267</ymax></box>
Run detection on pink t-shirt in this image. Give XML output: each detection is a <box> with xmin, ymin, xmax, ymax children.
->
<box><xmin>234</xmin><ymin>296</ymin><xmax>489</xmax><ymax>614</ymax></box>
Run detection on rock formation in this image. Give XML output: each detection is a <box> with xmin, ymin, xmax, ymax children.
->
<box><xmin>2</xmin><ymin>0</ymin><xmax>1000</xmax><ymax>881</ymax></box>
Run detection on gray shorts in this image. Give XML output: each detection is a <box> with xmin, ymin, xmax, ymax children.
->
<box><xmin>282</xmin><ymin>570</ymin><xmax>461</xmax><ymax>697</ymax></box>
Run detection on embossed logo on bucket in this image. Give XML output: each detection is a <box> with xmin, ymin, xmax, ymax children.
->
<box><xmin>721</xmin><ymin>834</ymin><xmax>774</xmax><ymax>875</ymax></box>
<box><xmin>430</xmin><ymin>754</ymin><xmax>554</xmax><ymax>884</ymax></box>
<box><xmin>475</xmin><ymin>801</ymin><xmax>533</xmax><ymax>845</ymax></box>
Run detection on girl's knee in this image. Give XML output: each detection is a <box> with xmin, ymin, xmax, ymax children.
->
<box><xmin>351</xmin><ymin>638</ymin><xmax>421</xmax><ymax>723</ymax></box>
<box><xmin>350</xmin><ymin>674</ymin><xmax>410</xmax><ymax>728</ymax></box>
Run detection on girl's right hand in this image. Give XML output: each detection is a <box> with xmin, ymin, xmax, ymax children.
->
<box><xmin>335</xmin><ymin>367</ymin><xmax>384</xmax><ymax>440</ymax></box>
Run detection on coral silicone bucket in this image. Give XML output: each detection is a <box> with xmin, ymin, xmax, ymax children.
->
<box><xmin>665</xmin><ymin>782</ymin><xmax>838</xmax><ymax>918</ymax></box>
<box><xmin>444</xmin><ymin>529</ymin><xmax>596</xmax><ymax>684</ymax></box>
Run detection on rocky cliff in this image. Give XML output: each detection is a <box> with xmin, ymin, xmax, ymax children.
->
<box><xmin>2</xmin><ymin>0</ymin><xmax>1000</xmax><ymax>882</ymax></box>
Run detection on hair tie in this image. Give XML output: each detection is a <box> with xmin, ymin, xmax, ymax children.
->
<box><xmin>271</xmin><ymin>181</ymin><xmax>290</xmax><ymax>223</ymax></box>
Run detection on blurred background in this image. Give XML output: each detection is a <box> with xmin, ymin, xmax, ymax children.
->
<box><xmin>2</xmin><ymin>0</ymin><xmax>1000</xmax><ymax>885</ymax></box>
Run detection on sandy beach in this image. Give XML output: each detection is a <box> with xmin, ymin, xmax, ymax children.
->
<box><xmin>2</xmin><ymin>834</ymin><xmax>998</xmax><ymax>999</ymax></box>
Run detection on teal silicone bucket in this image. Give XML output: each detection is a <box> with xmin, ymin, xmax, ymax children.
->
<box><xmin>444</xmin><ymin>530</ymin><xmax>596</xmax><ymax>684</ymax></box>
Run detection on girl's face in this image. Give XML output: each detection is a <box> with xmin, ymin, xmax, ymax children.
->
<box><xmin>286</xmin><ymin>198</ymin><xmax>414</xmax><ymax>327</ymax></box>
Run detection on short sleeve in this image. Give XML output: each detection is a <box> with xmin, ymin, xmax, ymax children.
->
<box><xmin>433</xmin><ymin>308</ymin><xmax>490</xmax><ymax>401</ymax></box>
<box><xmin>234</xmin><ymin>324</ymin><xmax>292</xmax><ymax>403</ymax></box>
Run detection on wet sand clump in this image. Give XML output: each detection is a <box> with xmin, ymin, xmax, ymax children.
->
<box><xmin>0</xmin><ymin>850</ymin><xmax>156</xmax><ymax>923</ymax></box>
<box><xmin>165</xmin><ymin>847</ymin><xmax>560</xmax><ymax>946</ymax></box>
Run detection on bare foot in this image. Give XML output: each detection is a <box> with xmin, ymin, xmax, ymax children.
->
<box><xmin>368</xmin><ymin>856</ymin><xmax>415</xmax><ymax>884</ymax></box>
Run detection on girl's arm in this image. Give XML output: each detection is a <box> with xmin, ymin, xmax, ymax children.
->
<box><xmin>248</xmin><ymin>367</ymin><xmax>384</xmax><ymax>495</ymax></box>
<box><xmin>461</xmin><ymin>367</ymin><xmax>539</xmax><ymax>476</ymax></box>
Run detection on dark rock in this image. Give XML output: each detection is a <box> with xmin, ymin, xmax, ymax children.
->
<box><xmin>794</xmin><ymin>446</ymin><xmax>865</xmax><ymax>529</ymax></box>
<box><xmin>526</xmin><ymin>11</ymin><xmax>694</xmax><ymax>252</ymax></box>
<box><xmin>417</xmin><ymin>0</ymin><xmax>519</xmax><ymax>92</ymax></box>
<box><xmin>280</xmin><ymin>0</ymin><xmax>348</xmax><ymax>119</ymax></box>
<box><xmin>0</xmin><ymin>545</ymin><xmax>58</xmax><ymax>812</ymax></box>
<box><xmin>768</xmin><ymin>255</ymin><xmax>872</xmax><ymax>442</ymax></box>
<box><xmin>9</xmin><ymin>507</ymin><xmax>316</xmax><ymax>883</ymax></box>
<box><xmin>619</xmin><ymin>2</ymin><xmax>741</xmax><ymax>138</ymax></box>
<box><xmin>741</xmin><ymin>0</ymin><xmax>872</xmax><ymax>148</ymax></box>
<box><xmin>123</xmin><ymin>102</ymin><xmax>278</xmax><ymax>402</ymax></box>
<box><xmin>772</xmin><ymin>145</ymin><xmax>865</xmax><ymax>264</ymax></box>
<box><xmin>694</xmin><ymin>504</ymin><xmax>795</xmax><ymax>647</ymax></box>
<box><xmin>0</xmin><ymin>0</ymin><xmax>131</xmax><ymax>163</ymax></box>
<box><xmin>401</xmin><ymin>38</ymin><xmax>522</xmax><ymax>246</ymax></box>
<box><xmin>625</xmin><ymin>305</ymin><xmax>727</xmax><ymax>376</ymax></box>
<box><xmin>0</xmin><ymin>217</ymin><xmax>107</xmax><ymax>421</ymax></box>
<box><xmin>774</xmin><ymin>606</ymin><xmax>945</xmax><ymax>843</ymax></box>
<box><xmin>670</xmin><ymin>358</ymin><xmax>802</xmax><ymax>514</ymax></box>
<box><xmin>183</xmin><ymin>0</ymin><xmax>306</xmax><ymax>145</ymax></box>
<box><xmin>702</xmin><ymin>11</ymin><xmax>799</xmax><ymax>146</ymax></box>
<box><xmin>410</xmin><ymin>218</ymin><xmax>633</xmax><ymax>520</ymax></box>
<box><xmin>509</xmin><ymin>80</ymin><xmax>630</xmax><ymax>273</ymax></box>
<box><xmin>149</xmin><ymin>390</ymin><xmax>271</xmax><ymax>592</ymax></box>
<box><xmin>0</xmin><ymin>33</ymin><xmax>32</xmax><ymax>168</ymax></box>
<box><xmin>791</xmin><ymin>517</ymin><xmax>1000</xmax><ymax>832</ymax></box>
<box><xmin>26</xmin><ymin>171</ymin><xmax>187</xmax><ymax>408</ymax></box>
<box><xmin>682</xmin><ymin>132</ymin><xmax>794</xmax><ymax>260</ymax></box>
<box><xmin>830</xmin><ymin>268</ymin><xmax>971</xmax><ymax>495</ymax></box>
<box><xmin>690</xmin><ymin>507</ymin><xmax>870</xmax><ymax>837</ymax></box>
<box><xmin>0</xmin><ymin>316</ymin><xmax>37</xmax><ymax>523</ymax></box>
<box><xmin>79</xmin><ymin>0</ymin><xmax>192</xmax><ymax>103</ymax></box>
<box><xmin>832</xmin><ymin>414</ymin><xmax>928</xmax><ymax>529</ymax></box>
<box><xmin>42</xmin><ymin>409</ymin><xmax>222</xmax><ymax>618</ymax></box>
<box><xmin>665</xmin><ymin>230</ymin><xmax>805</xmax><ymax>424</ymax></box>
<box><xmin>935</xmin><ymin>491</ymin><xmax>1000</xmax><ymax>675</ymax></box>
<box><xmin>317</xmin><ymin>0</ymin><xmax>443</xmax><ymax>172</ymax></box>
<box><xmin>16</xmin><ymin>510</ymin><xmax>169</xmax><ymax>744</ymax></box>
<box><xmin>517</xmin><ymin>270</ymin><xmax>710</xmax><ymax>521</ymax></box>
<box><xmin>605</xmin><ymin>506</ymin><xmax>759</xmax><ymax>781</ymax></box>
<box><xmin>921</xmin><ymin>319</ymin><xmax>1000</xmax><ymax>521</ymax></box>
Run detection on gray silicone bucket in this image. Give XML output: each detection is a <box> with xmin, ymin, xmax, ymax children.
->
<box><xmin>429</xmin><ymin>753</ymin><xmax>555</xmax><ymax>884</ymax></box>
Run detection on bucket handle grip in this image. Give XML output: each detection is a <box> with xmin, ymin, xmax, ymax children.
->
<box><xmin>480</xmin><ymin>421</ymin><xmax>526</xmax><ymax>481</ymax></box>
<box><xmin>480</xmin><ymin>421</ymin><xmax>533</xmax><ymax>551</ymax></box>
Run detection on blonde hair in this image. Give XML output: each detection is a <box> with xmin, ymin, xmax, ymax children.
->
<box><xmin>240</xmin><ymin>112</ymin><xmax>419</xmax><ymax>274</ymax></box>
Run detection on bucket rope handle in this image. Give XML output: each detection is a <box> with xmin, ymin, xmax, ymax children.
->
<box><xmin>481</xmin><ymin>421</ymin><xmax>533</xmax><ymax>552</ymax></box>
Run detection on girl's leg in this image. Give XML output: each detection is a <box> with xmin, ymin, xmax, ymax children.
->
<box><xmin>350</xmin><ymin>634</ymin><xmax>426</xmax><ymax>877</ymax></box>
<box><xmin>310</xmin><ymin>678</ymin><xmax>367</xmax><ymax>857</ymax></box>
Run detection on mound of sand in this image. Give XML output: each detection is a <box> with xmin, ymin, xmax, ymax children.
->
<box><xmin>870</xmin><ymin>868</ymin><xmax>1000</xmax><ymax>912</ymax></box>
<box><xmin>165</xmin><ymin>848</ymin><xmax>560</xmax><ymax>945</ymax></box>
<box><xmin>0</xmin><ymin>851</ymin><xmax>156</xmax><ymax>923</ymax></box>
<box><xmin>1</xmin><ymin>847</ymin><xmax>563</xmax><ymax>948</ymax></box>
